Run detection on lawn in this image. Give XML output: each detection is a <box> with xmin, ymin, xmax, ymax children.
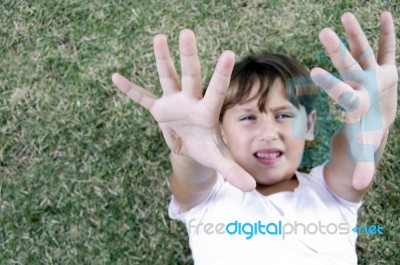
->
<box><xmin>1</xmin><ymin>0</ymin><xmax>399</xmax><ymax>264</ymax></box>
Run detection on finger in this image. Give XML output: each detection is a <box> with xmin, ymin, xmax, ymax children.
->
<box><xmin>179</xmin><ymin>29</ymin><xmax>203</xmax><ymax>99</ymax></box>
<box><xmin>112</xmin><ymin>73</ymin><xmax>157</xmax><ymax>110</ymax></box>
<box><xmin>341</xmin><ymin>12</ymin><xmax>377</xmax><ymax>69</ymax></box>
<box><xmin>356</xmin><ymin>130</ymin><xmax>384</xmax><ymax>147</ymax></box>
<box><xmin>377</xmin><ymin>11</ymin><xmax>396</xmax><ymax>65</ymax></box>
<box><xmin>153</xmin><ymin>34</ymin><xmax>181</xmax><ymax>96</ymax></box>
<box><xmin>345</xmin><ymin>126</ymin><xmax>378</xmax><ymax>190</ymax></box>
<box><xmin>311</xmin><ymin>67</ymin><xmax>369</xmax><ymax>123</ymax></box>
<box><xmin>352</xmin><ymin>162</ymin><xmax>375</xmax><ymax>190</ymax></box>
<box><xmin>319</xmin><ymin>28</ymin><xmax>362</xmax><ymax>73</ymax></box>
<box><xmin>202</xmin><ymin>50</ymin><xmax>235</xmax><ymax>114</ymax></box>
<box><xmin>215</xmin><ymin>155</ymin><xmax>256</xmax><ymax>192</ymax></box>
<box><xmin>311</xmin><ymin>67</ymin><xmax>358</xmax><ymax>109</ymax></box>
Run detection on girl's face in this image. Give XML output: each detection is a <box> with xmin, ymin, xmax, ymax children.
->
<box><xmin>220</xmin><ymin>78</ymin><xmax>316</xmax><ymax>189</ymax></box>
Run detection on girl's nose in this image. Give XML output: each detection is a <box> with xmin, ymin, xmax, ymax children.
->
<box><xmin>257</xmin><ymin>118</ymin><xmax>278</xmax><ymax>142</ymax></box>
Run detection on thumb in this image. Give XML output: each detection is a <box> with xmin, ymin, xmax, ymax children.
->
<box><xmin>215</xmin><ymin>156</ymin><xmax>256</xmax><ymax>192</ymax></box>
<box><xmin>352</xmin><ymin>161</ymin><xmax>375</xmax><ymax>190</ymax></box>
<box><xmin>346</xmin><ymin>127</ymin><xmax>378</xmax><ymax>190</ymax></box>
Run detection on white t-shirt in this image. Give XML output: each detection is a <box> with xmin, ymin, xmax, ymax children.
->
<box><xmin>169</xmin><ymin>164</ymin><xmax>362</xmax><ymax>265</ymax></box>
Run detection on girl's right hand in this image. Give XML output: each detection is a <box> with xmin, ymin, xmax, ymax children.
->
<box><xmin>112</xmin><ymin>29</ymin><xmax>256</xmax><ymax>191</ymax></box>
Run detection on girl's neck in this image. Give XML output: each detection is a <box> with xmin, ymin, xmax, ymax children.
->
<box><xmin>256</xmin><ymin>175</ymin><xmax>299</xmax><ymax>196</ymax></box>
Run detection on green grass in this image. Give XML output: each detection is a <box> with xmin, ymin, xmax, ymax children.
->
<box><xmin>1</xmin><ymin>0</ymin><xmax>399</xmax><ymax>264</ymax></box>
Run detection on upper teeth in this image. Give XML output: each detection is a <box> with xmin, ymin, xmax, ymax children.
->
<box><xmin>256</xmin><ymin>152</ymin><xmax>280</xmax><ymax>158</ymax></box>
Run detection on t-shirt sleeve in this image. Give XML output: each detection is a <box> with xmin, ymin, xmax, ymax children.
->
<box><xmin>168</xmin><ymin>172</ymin><xmax>226</xmax><ymax>223</ymax></box>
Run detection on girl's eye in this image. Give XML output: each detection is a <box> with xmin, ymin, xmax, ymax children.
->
<box><xmin>240</xmin><ymin>115</ymin><xmax>256</xmax><ymax>121</ymax></box>
<box><xmin>276</xmin><ymin>113</ymin><xmax>293</xmax><ymax>119</ymax></box>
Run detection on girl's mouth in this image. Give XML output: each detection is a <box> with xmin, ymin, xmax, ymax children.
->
<box><xmin>254</xmin><ymin>150</ymin><xmax>283</xmax><ymax>165</ymax></box>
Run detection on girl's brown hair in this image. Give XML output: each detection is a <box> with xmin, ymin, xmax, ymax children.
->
<box><xmin>220</xmin><ymin>52</ymin><xmax>317</xmax><ymax>121</ymax></box>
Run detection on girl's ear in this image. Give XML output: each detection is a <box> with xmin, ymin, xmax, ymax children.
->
<box><xmin>220</xmin><ymin>121</ymin><xmax>229</xmax><ymax>145</ymax></box>
<box><xmin>305</xmin><ymin>110</ymin><xmax>317</xmax><ymax>141</ymax></box>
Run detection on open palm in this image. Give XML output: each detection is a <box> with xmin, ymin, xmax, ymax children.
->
<box><xmin>311</xmin><ymin>12</ymin><xmax>398</xmax><ymax>190</ymax></box>
<box><xmin>112</xmin><ymin>29</ymin><xmax>255</xmax><ymax>191</ymax></box>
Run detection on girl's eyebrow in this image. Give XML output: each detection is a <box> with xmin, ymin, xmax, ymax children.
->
<box><xmin>270</xmin><ymin>103</ymin><xmax>298</xmax><ymax>112</ymax></box>
<box><xmin>270</xmin><ymin>105</ymin><xmax>291</xmax><ymax>111</ymax></box>
<box><xmin>236</xmin><ymin>102</ymin><xmax>297</xmax><ymax>112</ymax></box>
<box><xmin>236</xmin><ymin>103</ymin><xmax>258</xmax><ymax>112</ymax></box>
<box><xmin>237</xmin><ymin>108</ymin><xmax>257</xmax><ymax>113</ymax></box>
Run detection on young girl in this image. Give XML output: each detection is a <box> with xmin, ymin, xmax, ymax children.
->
<box><xmin>112</xmin><ymin>12</ymin><xmax>397</xmax><ymax>264</ymax></box>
